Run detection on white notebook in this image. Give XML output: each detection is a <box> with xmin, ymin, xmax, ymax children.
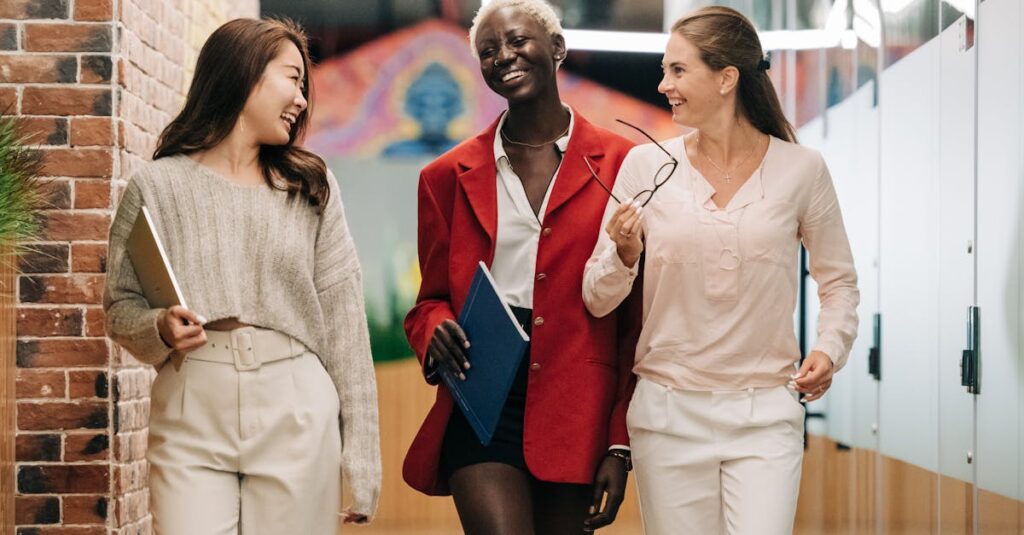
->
<box><xmin>126</xmin><ymin>205</ymin><xmax>187</xmax><ymax>309</ymax></box>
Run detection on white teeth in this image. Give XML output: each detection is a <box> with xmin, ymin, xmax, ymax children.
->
<box><xmin>280</xmin><ymin>112</ymin><xmax>296</xmax><ymax>125</ymax></box>
<box><xmin>502</xmin><ymin>70</ymin><xmax>525</xmax><ymax>82</ymax></box>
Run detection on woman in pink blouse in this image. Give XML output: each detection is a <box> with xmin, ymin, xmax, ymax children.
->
<box><xmin>582</xmin><ymin>6</ymin><xmax>859</xmax><ymax>534</ymax></box>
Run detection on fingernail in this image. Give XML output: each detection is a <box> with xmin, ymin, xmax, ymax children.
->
<box><xmin>464</xmin><ymin>341</ymin><xmax>471</xmax><ymax>348</ymax></box>
<box><xmin>459</xmin><ymin>373</ymin><xmax>467</xmax><ymax>381</ymax></box>
<box><xmin>196</xmin><ymin>315</ymin><xmax>208</xmax><ymax>324</ymax></box>
<box><xmin>464</xmin><ymin>362</ymin><xmax>471</xmax><ymax>370</ymax></box>
<box><xmin>800</xmin><ymin>397</ymin><xmax>808</xmax><ymax>403</ymax></box>
<box><xmin>588</xmin><ymin>505</ymin><xmax>597</xmax><ymax>515</ymax></box>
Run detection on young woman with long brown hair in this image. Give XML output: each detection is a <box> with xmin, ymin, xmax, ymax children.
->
<box><xmin>103</xmin><ymin>18</ymin><xmax>380</xmax><ymax>533</ymax></box>
<box><xmin>583</xmin><ymin>6</ymin><xmax>859</xmax><ymax>534</ymax></box>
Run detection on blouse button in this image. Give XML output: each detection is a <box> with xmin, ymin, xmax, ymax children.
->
<box><xmin>542</xmin><ymin>227</ymin><xmax>552</xmax><ymax>237</ymax></box>
<box><xmin>533</xmin><ymin>316</ymin><xmax>545</xmax><ymax>326</ymax></box>
<box><xmin>530</xmin><ymin>362</ymin><xmax>542</xmax><ymax>371</ymax></box>
<box><xmin>536</xmin><ymin>273</ymin><xmax>546</xmax><ymax>281</ymax></box>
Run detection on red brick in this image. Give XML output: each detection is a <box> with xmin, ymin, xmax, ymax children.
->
<box><xmin>112</xmin><ymin>431</ymin><xmax>146</xmax><ymax>462</ymax></box>
<box><xmin>17</xmin><ymin>464</ymin><xmax>109</xmax><ymax>494</ymax></box>
<box><xmin>114</xmin><ymin>399</ymin><xmax>148</xmax><ymax>433</ymax></box>
<box><xmin>39</xmin><ymin>148</ymin><xmax>113</xmax><ymax>177</ymax></box>
<box><xmin>69</xmin><ymin>370</ymin><xmax>107</xmax><ymax>399</ymax></box>
<box><xmin>80</xmin><ymin>54</ymin><xmax>111</xmax><ymax>83</ymax></box>
<box><xmin>110</xmin><ymin>461</ymin><xmax>147</xmax><ymax>495</ymax></box>
<box><xmin>15</xmin><ymin>495</ymin><xmax>60</xmax><ymax>524</ymax></box>
<box><xmin>39</xmin><ymin>179</ymin><xmax>72</xmax><ymax>210</ymax></box>
<box><xmin>71</xmin><ymin>243</ymin><xmax>106</xmax><ymax>273</ymax></box>
<box><xmin>63</xmin><ymin>494</ymin><xmax>108</xmax><ymax>524</ymax></box>
<box><xmin>22</xmin><ymin>87</ymin><xmax>111</xmax><ymax>116</ymax></box>
<box><xmin>16</xmin><ymin>434</ymin><xmax>61</xmax><ymax>462</ymax></box>
<box><xmin>41</xmin><ymin>212</ymin><xmax>110</xmax><ymax>241</ymax></box>
<box><xmin>0</xmin><ymin>55</ymin><xmax>77</xmax><ymax>83</ymax></box>
<box><xmin>17</xmin><ymin>338</ymin><xmax>108</xmax><ymax>368</ymax></box>
<box><xmin>84</xmin><ymin>307</ymin><xmax>105</xmax><ymax>336</ymax></box>
<box><xmin>18</xmin><ymin>401</ymin><xmax>108</xmax><ymax>430</ymax></box>
<box><xmin>65</xmin><ymin>432</ymin><xmax>109</xmax><ymax>461</ymax></box>
<box><xmin>0</xmin><ymin>87</ymin><xmax>17</xmax><ymax>111</ymax></box>
<box><xmin>16</xmin><ymin>307</ymin><xmax>83</xmax><ymax>336</ymax></box>
<box><xmin>1</xmin><ymin>23</ymin><xmax>18</xmax><ymax>50</ymax></box>
<box><xmin>19</xmin><ymin>274</ymin><xmax>105</xmax><ymax>304</ymax></box>
<box><xmin>16</xmin><ymin>369</ymin><xmax>66</xmax><ymax>399</ymax></box>
<box><xmin>112</xmin><ymin>489</ymin><xmax>148</xmax><ymax>527</ymax></box>
<box><xmin>75</xmin><ymin>0</ymin><xmax>112</xmax><ymax>21</ymax></box>
<box><xmin>18</xmin><ymin>244</ymin><xmax>70</xmax><ymax>274</ymax></box>
<box><xmin>15</xmin><ymin>116</ymin><xmax>69</xmax><ymax>146</ymax></box>
<box><xmin>0</xmin><ymin>0</ymin><xmax>68</xmax><ymax>20</ymax></box>
<box><xmin>70</xmin><ymin>117</ymin><xmax>112</xmax><ymax>146</ymax></box>
<box><xmin>74</xmin><ymin>180</ymin><xmax>111</xmax><ymax>209</ymax></box>
<box><xmin>24</xmin><ymin>23</ymin><xmax>112</xmax><ymax>53</ymax></box>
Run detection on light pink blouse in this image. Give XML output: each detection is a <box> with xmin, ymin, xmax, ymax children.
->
<box><xmin>583</xmin><ymin>136</ymin><xmax>859</xmax><ymax>391</ymax></box>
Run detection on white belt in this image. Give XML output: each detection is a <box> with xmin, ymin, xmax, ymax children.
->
<box><xmin>187</xmin><ymin>327</ymin><xmax>307</xmax><ymax>371</ymax></box>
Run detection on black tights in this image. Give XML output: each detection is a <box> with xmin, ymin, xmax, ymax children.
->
<box><xmin>448</xmin><ymin>462</ymin><xmax>592</xmax><ymax>535</ymax></box>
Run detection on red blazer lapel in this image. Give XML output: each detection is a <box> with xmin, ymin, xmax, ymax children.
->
<box><xmin>455</xmin><ymin>119</ymin><xmax>500</xmax><ymax>247</ymax></box>
<box><xmin>544</xmin><ymin>110</ymin><xmax>607</xmax><ymax>219</ymax></box>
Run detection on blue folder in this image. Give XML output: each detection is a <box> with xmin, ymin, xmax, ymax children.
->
<box><xmin>439</xmin><ymin>261</ymin><xmax>531</xmax><ymax>446</ymax></box>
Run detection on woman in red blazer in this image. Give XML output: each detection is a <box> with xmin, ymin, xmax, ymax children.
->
<box><xmin>402</xmin><ymin>1</ymin><xmax>642</xmax><ymax>533</ymax></box>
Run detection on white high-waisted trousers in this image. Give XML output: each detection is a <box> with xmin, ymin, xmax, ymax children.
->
<box><xmin>147</xmin><ymin>327</ymin><xmax>341</xmax><ymax>535</ymax></box>
<box><xmin>628</xmin><ymin>378</ymin><xmax>804</xmax><ymax>535</ymax></box>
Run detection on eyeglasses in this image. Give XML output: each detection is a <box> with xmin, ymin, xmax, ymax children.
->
<box><xmin>584</xmin><ymin>119</ymin><xmax>679</xmax><ymax>208</ymax></box>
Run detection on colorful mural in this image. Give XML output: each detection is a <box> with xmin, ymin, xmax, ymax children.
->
<box><xmin>306</xmin><ymin>20</ymin><xmax>675</xmax><ymax>362</ymax></box>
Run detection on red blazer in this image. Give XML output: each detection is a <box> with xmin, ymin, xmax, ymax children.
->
<box><xmin>402</xmin><ymin>110</ymin><xmax>643</xmax><ymax>495</ymax></box>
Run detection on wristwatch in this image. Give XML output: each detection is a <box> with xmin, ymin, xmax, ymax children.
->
<box><xmin>607</xmin><ymin>449</ymin><xmax>632</xmax><ymax>472</ymax></box>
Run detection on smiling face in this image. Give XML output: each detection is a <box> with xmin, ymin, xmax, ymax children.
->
<box><xmin>237</xmin><ymin>40</ymin><xmax>308</xmax><ymax>146</ymax></box>
<box><xmin>658</xmin><ymin>33</ymin><xmax>730</xmax><ymax>130</ymax></box>
<box><xmin>473</xmin><ymin>6</ymin><xmax>565</xmax><ymax>103</ymax></box>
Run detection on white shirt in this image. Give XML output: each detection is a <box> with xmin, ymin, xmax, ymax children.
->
<box><xmin>490</xmin><ymin>107</ymin><xmax>573</xmax><ymax>308</ymax></box>
<box><xmin>583</xmin><ymin>137</ymin><xmax>859</xmax><ymax>390</ymax></box>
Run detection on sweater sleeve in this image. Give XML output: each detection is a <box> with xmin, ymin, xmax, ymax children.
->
<box><xmin>800</xmin><ymin>155</ymin><xmax>860</xmax><ymax>371</ymax></box>
<box><xmin>103</xmin><ymin>176</ymin><xmax>174</xmax><ymax>366</ymax></box>
<box><xmin>314</xmin><ymin>171</ymin><xmax>381</xmax><ymax>519</ymax></box>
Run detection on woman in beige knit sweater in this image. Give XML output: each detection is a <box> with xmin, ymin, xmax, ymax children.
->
<box><xmin>103</xmin><ymin>19</ymin><xmax>380</xmax><ymax>534</ymax></box>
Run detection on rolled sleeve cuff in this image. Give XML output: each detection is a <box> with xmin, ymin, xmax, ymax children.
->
<box><xmin>597</xmin><ymin>245</ymin><xmax>638</xmax><ymax>282</ymax></box>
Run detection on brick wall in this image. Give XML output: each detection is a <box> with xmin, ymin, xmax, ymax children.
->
<box><xmin>3</xmin><ymin>0</ymin><xmax>257</xmax><ymax>533</ymax></box>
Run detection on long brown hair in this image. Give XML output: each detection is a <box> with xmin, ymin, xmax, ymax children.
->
<box><xmin>154</xmin><ymin>18</ymin><xmax>330</xmax><ymax>211</ymax></box>
<box><xmin>672</xmin><ymin>7</ymin><xmax>797</xmax><ymax>143</ymax></box>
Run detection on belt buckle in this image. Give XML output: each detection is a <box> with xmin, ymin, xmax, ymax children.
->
<box><xmin>231</xmin><ymin>328</ymin><xmax>260</xmax><ymax>371</ymax></box>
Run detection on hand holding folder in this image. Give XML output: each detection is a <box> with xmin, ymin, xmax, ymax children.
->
<box><xmin>437</xmin><ymin>262</ymin><xmax>530</xmax><ymax>446</ymax></box>
<box><xmin>126</xmin><ymin>205</ymin><xmax>205</xmax><ymax>366</ymax></box>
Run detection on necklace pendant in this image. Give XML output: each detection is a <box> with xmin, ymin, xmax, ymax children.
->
<box><xmin>724</xmin><ymin>174</ymin><xmax>732</xmax><ymax>183</ymax></box>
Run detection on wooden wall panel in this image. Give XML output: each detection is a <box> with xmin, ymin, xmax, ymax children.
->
<box><xmin>978</xmin><ymin>488</ymin><xmax>1021</xmax><ymax>534</ymax></box>
<box><xmin>0</xmin><ymin>249</ymin><xmax>15</xmax><ymax>535</ymax></box>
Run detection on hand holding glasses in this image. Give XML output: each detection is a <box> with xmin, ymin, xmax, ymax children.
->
<box><xmin>586</xmin><ymin>119</ymin><xmax>679</xmax><ymax>268</ymax></box>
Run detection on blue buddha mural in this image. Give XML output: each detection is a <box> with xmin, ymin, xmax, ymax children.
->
<box><xmin>383</xmin><ymin>62</ymin><xmax>464</xmax><ymax>157</ymax></box>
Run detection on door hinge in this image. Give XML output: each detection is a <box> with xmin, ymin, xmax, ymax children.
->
<box><xmin>961</xmin><ymin>306</ymin><xmax>981</xmax><ymax>394</ymax></box>
<box><xmin>868</xmin><ymin>313</ymin><xmax>881</xmax><ymax>381</ymax></box>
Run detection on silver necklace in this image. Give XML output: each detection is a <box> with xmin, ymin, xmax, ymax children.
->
<box><xmin>696</xmin><ymin>131</ymin><xmax>758</xmax><ymax>183</ymax></box>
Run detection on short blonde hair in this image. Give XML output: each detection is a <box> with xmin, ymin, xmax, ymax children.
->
<box><xmin>468</xmin><ymin>0</ymin><xmax>565</xmax><ymax>66</ymax></box>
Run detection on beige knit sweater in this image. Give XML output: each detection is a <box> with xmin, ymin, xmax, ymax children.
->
<box><xmin>103</xmin><ymin>153</ymin><xmax>381</xmax><ymax>517</ymax></box>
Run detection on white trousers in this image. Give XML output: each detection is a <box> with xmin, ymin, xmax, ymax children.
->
<box><xmin>627</xmin><ymin>378</ymin><xmax>804</xmax><ymax>535</ymax></box>
<box><xmin>147</xmin><ymin>331</ymin><xmax>341</xmax><ymax>535</ymax></box>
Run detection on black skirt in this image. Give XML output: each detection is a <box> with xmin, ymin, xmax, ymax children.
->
<box><xmin>440</xmin><ymin>306</ymin><xmax>533</xmax><ymax>475</ymax></box>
